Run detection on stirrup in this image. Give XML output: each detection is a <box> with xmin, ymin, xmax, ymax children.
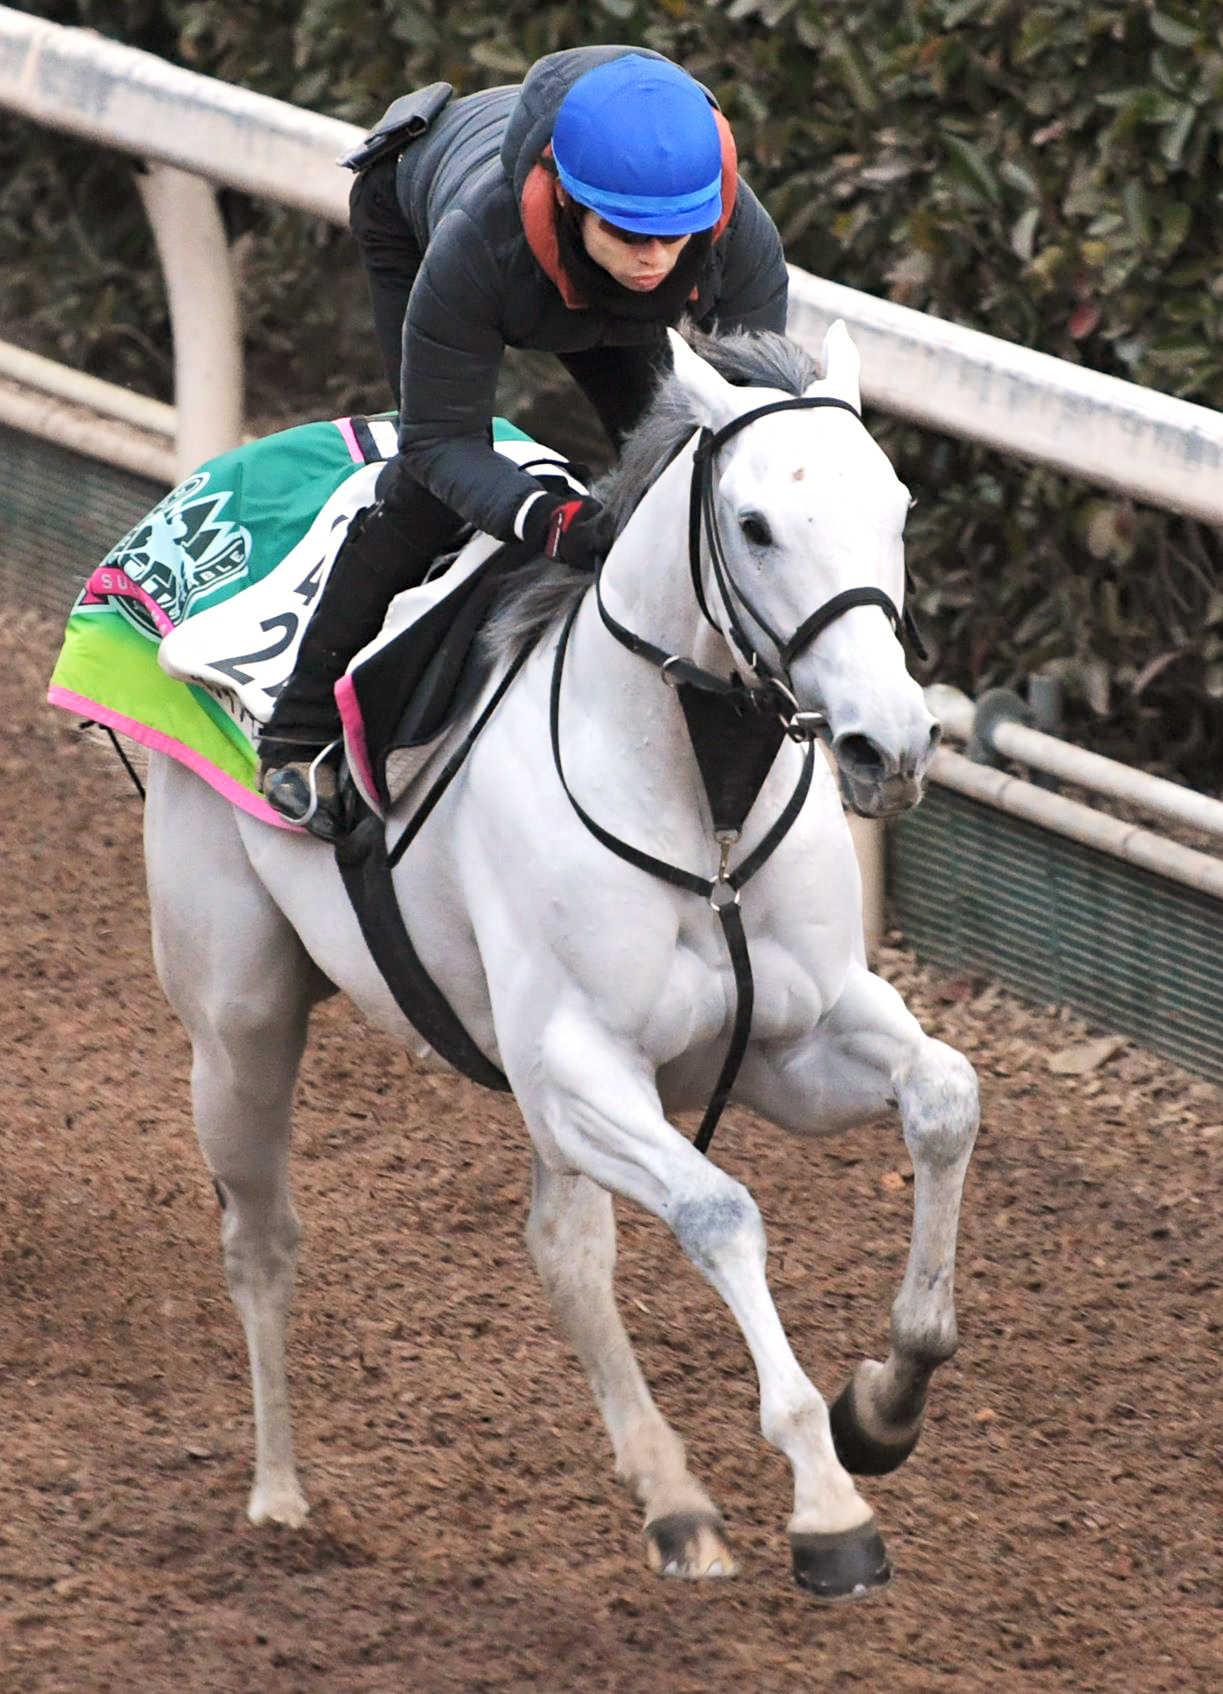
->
<box><xmin>261</xmin><ymin>740</ymin><xmax>344</xmax><ymax>839</ymax></box>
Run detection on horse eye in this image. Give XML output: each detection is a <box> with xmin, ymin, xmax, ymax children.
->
<box><xmin>740</xmin><ymin>513</ymin><xmax>773</xmax><ymax>548</ymax></box>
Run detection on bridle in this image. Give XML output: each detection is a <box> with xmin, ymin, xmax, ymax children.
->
<box><xmin>594</xmin><ymin>395</ymin><xmax>926</xmax><ymax>737</ymax></box>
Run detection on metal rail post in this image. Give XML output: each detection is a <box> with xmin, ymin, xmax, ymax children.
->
<box><xmin>135</xmin><ymin>163</ymin><xmax>243</xmax><ymax>478</ymax></box>
<box><xmin>848</xmin><ymin>815</ymin><xmax>886</xmax><ymax>958</ymax></box>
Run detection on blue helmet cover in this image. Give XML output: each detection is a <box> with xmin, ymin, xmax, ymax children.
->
<box><xmin>551</xmin><ymin>54</ymin><xmax>723</xmax><ymax>235</ymax></box>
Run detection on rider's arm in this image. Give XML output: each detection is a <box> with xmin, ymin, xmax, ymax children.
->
<box><xmin>395</xmin><ymin>207</ymin><xmax>552</xmax><ymax>543</ymax></box>
<box><xmin>706</xmin><ymin>180</ymin><xmax>789</xmax><ymax>336</ymax></box>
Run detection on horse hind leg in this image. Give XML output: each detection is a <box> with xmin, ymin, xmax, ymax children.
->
<box><xmin>190</xmin><ymin>1010</ymin><xmax>314</xmax><ymax>1527</ymax></box>
<box><xmin>526</xmin><ymin>1154</ymin><xmax>735</xmax><ymax>1579</ymax></box>
<box><xmin>145</xmin><ymin>756</ymin><xmax>330</xmax><ymax>1527</ymax></box>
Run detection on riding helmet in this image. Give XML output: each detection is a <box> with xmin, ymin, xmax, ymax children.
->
<box><xmin>550</xmin><ymin>54</ymin><xmax>723</xmax><ymax>236</ymax></box>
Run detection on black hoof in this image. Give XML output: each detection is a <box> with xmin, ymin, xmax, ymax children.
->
<box><xmin>790</xmin><ymin>1519</ymin><xmax>891</xmax><ymax>1602</ymax></box>
<box><xmin>829</xmin><ymin>1379</ymin><xmax>921</xmax><ymax>1476</ymax></box>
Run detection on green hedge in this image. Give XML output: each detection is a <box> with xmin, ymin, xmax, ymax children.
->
<box><xmin>6</xmin><ymin>1</ymin><xmax>1221</xmax><ymax>785</ymax></box>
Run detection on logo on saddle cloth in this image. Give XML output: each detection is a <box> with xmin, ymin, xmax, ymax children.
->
<box><xmin>94</xmin><ymin>473</ymin><xmax>251</xmax><ymax>637</ymax></box>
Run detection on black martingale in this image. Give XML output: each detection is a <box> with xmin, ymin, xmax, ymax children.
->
<box><xmin>558</xmin><ymin>390</ymin><xmax>926</xmax><ymax>1153</ymax></box>
<box><xmin>550</xmin><ymin>591</ymin><xmax>814</xmax><ymax>1156</ymax></box>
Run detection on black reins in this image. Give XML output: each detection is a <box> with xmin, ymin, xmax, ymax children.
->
<box><xmin>550</xmin><ymin>393</ymin><xmax>926</xmax><ymax>1154</ymax></box>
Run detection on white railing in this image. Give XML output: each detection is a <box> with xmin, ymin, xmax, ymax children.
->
<box><xmin>4</xmin><ymin>8</ymin><xmax>1223</xmax><ymax>520</ymax></box>
<box><xmin>0</xmin><ymin>9</ymin><xmax>354</xmax><ymax>219</ymax></box>
<box><xmin>2</xmin><ymin>8</ymin><xmax>1219</xmax><ymax>920</ymax></box>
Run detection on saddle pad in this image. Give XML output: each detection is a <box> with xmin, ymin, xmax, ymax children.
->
<box><xmin>46</xmin><ymin>413</ymin><xmax>547</xmax><ymax>828</ymax></box>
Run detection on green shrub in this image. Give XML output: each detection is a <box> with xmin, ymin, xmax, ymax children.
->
<box><xmin>6</xmin><ymin>1</ymin><xmax>1221</xmax><ymax>784</ymax></box>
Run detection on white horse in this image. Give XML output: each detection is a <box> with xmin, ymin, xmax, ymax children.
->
<box><xmin>142</xmin><ymin>324</ymin><xmax>978</xmax><ymax>1599</ymax></box>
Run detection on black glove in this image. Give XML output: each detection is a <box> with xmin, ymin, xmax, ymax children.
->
<box><xmin>524</xmin><ymin>495</ymin><xmax>614</xmax><ymax>570</ymax></box>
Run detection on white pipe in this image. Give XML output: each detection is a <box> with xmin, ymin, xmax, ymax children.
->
<box><xmin>926</xmin><ymin>684</ymin><xmax>1223</xmax><ymax>840</ymax></box>
<box><xmin>2</xmin><ymin>11</ymin><xmax>1222</xmax><ymax>527</ymax></box>
<box><xmin>0</xmin><ymin>9</ymin><xmax>357</xmax><ymax>222</ymax></box>
<box><xmin>0</xmin><ymin>341</ymin><xmax>175</xmax><ymax>438</ymax></box>
<box><xmin>848</xmin><ymin>814</ymin><xmax>885</xmax><ymax>958</ymax></box>
<box><xmin>135</xmin><ymin>164</ymin><xmax>243</xmax><ymax>479</ymax></box>
<box><xmin>0</xmin><ymin>377</ymin><xmax>174</xmax><ymax>483</ymax></box>
<box><xmin>788</xmin><ymin>272</ymin><xmax>1223</xmax><ymax>526</ymax></box>
<box><xmin>989</xmin><ymin>720</ymin><xmax>1223</xmax><ymax>840</ymax></box>
<box><xmin>930</xmin><ymin>747</ymin><xmax>1223</xmax><ymax>900</ymax></box>
<box><xmin>923</xmin><ymin>683</ymin><xmax>977</xmax><ymax>743</ymax></box>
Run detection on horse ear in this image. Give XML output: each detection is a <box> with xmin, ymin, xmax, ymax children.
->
<box><xmin>807</xmin><ymin>319</ymin><xmax>862</xmax><ymax>412</ymax></box>
<box><xmin>666</xmin><ymin>329</ymin><xmax>741</xmax><ymax>430</ymax></box>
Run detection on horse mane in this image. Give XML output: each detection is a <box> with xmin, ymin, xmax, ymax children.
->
<box><xmin>479</xmin><ymin>325</ymin><xmax>820</xmax><ymax>669</ymax></box>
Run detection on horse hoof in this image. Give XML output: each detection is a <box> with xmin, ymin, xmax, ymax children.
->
<box><xmin>790</xmin><ymin>1519</ymin><xmax>891</xmax><ymax>1602</ymax></box>
<box><xmin>248</xmin><ymin>1481</ymin><xmax>310</xmax><ymax>1528</ymax></box>
<box><xmin>829</xmin><ymin>1378</ymin><xmax>921</xmax><ymax>1476</ymax></box>
<box><xmin>645</xmin><ymin>1512</ymin><xmax>738</xmax><ymax>1579</ymax></box>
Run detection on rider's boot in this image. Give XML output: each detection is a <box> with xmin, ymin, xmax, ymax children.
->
<box><xmin>259</xmin><ymin>499</ymin><xmax>441</xmax><ymax>837</ymax></box>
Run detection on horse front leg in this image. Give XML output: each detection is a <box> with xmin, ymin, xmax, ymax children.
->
<box><xmin>516</xmin><ymin>1010</ymin><xmax>886</xmax><ymax>1600</ymax></box>
<box><xmin>526</xmin><ymin>1153</ymin><xmax>735</xmax><ymax>1578</ymax></box>
<box><xmin>739</xmin><ymin>961</ymin><xmax>980</xmax><ymax>1478</ymax></box>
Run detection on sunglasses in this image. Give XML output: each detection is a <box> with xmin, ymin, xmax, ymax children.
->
<box><xmin>595</xmin><ymin>217</ymin><xmax>690</xmax><ymax>247</ymax></box>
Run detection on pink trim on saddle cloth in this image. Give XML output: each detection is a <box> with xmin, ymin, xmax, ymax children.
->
<box><xmin>80</xmin><ymin>567</ymin><xmax>176</xmax><ymax>637</ymax></box>
<box><xmin>335</xmin><ymin>673</ymin><xmax>383</xmax><ymax>816</ymax></box>
<box><xmin>334</xmin><ymin>416</ymin><xmax>365</xmax><ymax>465</ymax></box>
<box><xmin>46</xmin><ymin>686</ymin><xmax>304</xmax><ymax>831</ymax></box>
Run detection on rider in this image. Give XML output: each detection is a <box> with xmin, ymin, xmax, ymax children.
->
<box><xmin>260</xmin><ymin>45</ymin><xmax>789</xmax><ymax>834</ymax></box>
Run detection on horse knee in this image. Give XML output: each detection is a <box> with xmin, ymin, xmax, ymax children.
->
<box><xmin>218</xmin><ymin>1190</ymin><xmax>301</xmax><ymax>1298</ymax></box>
<box><xmin>669</xmin><ymin>1179</ymin><xmax>764</xmax><ymax>1275</ymax></box>
<box><xmin>899</xmin><ymin>1040</ymin><xmax>978</xmax><ymax>1169</ymax></box>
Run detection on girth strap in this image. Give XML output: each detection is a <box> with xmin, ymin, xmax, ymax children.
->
<box><xmin>336</xmin><ymin>807</ymin><xmax>512</xmax><ymax>1093</ymax></box>
<box><xmin>335</xmin><ymin>637</ymin><xmax>535</xmax><ymax>1092</ymax></box>
<box><xmin>697</xmin><ymin>899</ymin><xmax>752</xmax><ymax>1155</ymax></box>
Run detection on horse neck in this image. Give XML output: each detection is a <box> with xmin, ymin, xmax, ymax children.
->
<box><xmin>595</xmin><ymin>440</ymin><xmax>727</xmax><ymax>682</ymax></box>
<box><xmin>556</xmin><ymin>442</ymin><xmax>734</xmax><ymax>845</ymax></box>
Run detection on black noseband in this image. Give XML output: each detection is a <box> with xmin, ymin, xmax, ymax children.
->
<box><xmin>689</xmin><ymin>396</ymin><xmax>927</xmax><ymax>689</ymax></box>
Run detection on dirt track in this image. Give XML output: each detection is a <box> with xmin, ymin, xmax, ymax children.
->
<box><xmin>3</xmin><ymin>614</ymin><xmax>1219</xmax><ymax>1693</ymax></box>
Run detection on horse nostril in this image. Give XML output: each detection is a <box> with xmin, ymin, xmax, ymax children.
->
<box><xmin>928</xmin><ymin>722</ymin><xmax>943</xmax><ymax>751</ymax></box>
<box><xmin>837</xmin><ymin>733</ymin><xmax>886</xmax><ymax>779</ymax></box>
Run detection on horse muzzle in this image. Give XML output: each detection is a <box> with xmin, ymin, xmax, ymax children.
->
<box><xmin>832</xmin><ymin>726</ymin><xmax>941</xmax><ymax>819</ymax></box>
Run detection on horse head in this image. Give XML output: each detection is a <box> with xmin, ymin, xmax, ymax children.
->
<box><xmin>666</xmin><ymin>325</ymin><xmax>940</xmax><ymax>818</ymax></box>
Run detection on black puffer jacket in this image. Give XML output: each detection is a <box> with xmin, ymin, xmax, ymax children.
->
<box><xmin>390</xmin><ymin>45</ymin><xmax>789</xmax><ymax>540</ymax></box>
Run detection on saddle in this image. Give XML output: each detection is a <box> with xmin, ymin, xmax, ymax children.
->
<box><xmin>339</xmin><ymin>459</ymin><xmax>586</xmax><ymax>817</ymax></box>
